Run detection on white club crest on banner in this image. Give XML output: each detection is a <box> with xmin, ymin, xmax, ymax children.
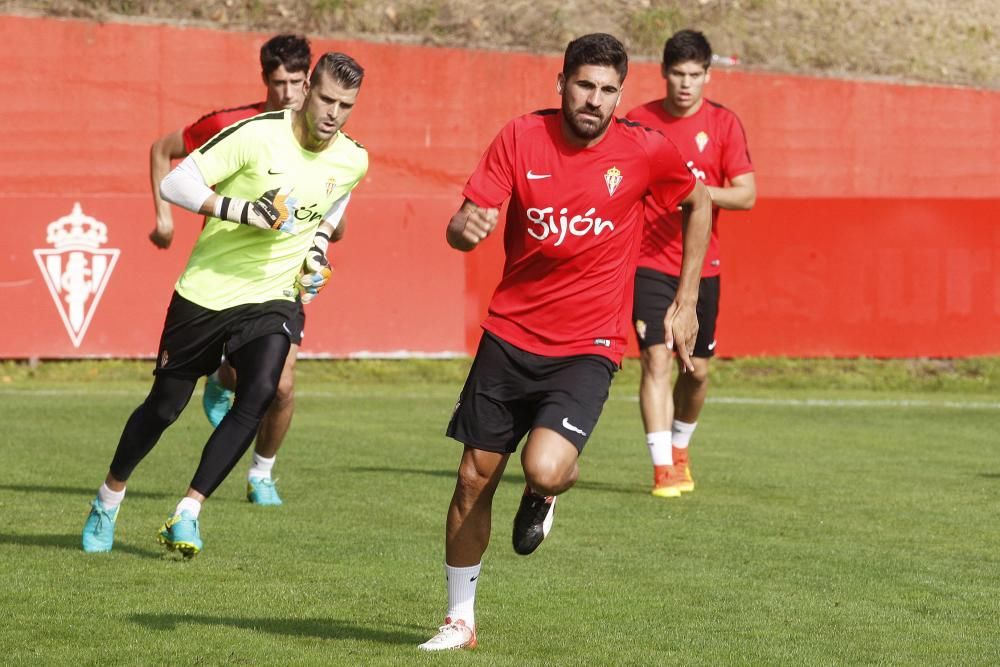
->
<box><xmin>33</xmin><ymin>203</ymin><xmax>120</xmax><ymax>348</ymax></box>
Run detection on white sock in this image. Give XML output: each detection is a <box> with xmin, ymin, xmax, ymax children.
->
<box><xmin>97</xmin><ymin>483</ymin><xmax>125</xmax><ymax>510</ymax></box>
<box><xmin>445</xmin><ymin>562</ymin><xmax>481</xmax><ymax>627</ymax></box>
<box><xmin>672</xmin><ymin>420</ymin><xmax>698</xmax><ymax>448</ymax></box>
<box><xmin>646</xmin><ymin>431</ymin><xmax>673</xmax><ymax>466</ymax></box>
<box><xmin>175</xmin><ymin>497</ymin><xmax>202</xmax><ymax>518</ymax></box>
<box><xmin>248</xmin><ymin>453</ymin><xmax>276</xmax><ymax>481</ymax></box>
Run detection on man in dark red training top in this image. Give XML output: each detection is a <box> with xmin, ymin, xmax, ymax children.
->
<box><xmin>147</xmin><ymin>34</ymin><xmax>316</xmax><ymax>507</ymax></box>
<box><xmin>417</xmin><ymin>32</ymin><xmax>714</xmax><ymax>651</ymax></box>
<box><xmin>627</xmin><ymin>29</ymin><xmax>756</xmax><ymax>499</ymax></box>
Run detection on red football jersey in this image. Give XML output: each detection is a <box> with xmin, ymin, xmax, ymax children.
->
<box><xmin>626</xmin><ymin>99</ymin><xmax>753</xmax><ymax>277</ymax></box>
<box><xmin>464</xmin><ymin>110</ymin><xmax>696</xmax><ymax>363</ymax></box>
<box><xmin>182</xmin><ymin>102</ymin><xmax>266</xmax><ymax>153</ymax></box>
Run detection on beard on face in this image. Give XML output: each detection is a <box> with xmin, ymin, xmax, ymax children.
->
<box><xmin>561</xmin><ymin>98</ymin><xmax>611</xmax><ymax>141</ymax></box>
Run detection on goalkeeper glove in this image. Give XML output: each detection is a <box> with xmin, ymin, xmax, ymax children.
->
<box><xmin>217</xmin><ymin>188</ymin><xmax>295</xmax><ymax>233</ymax></box>
<box><xmin>297</xmin><ymin>230</ymin><xmax>332</xmax><ymax>304</ymax></box>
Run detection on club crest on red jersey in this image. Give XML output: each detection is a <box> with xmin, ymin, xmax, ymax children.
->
<box><xmin>695</xmin><ymin>131</ymin><xmax>709</xmax><ymax>153</ymax></box>
<box><xmin>604</xmin><ymin>166</ymin><xmax>622</xmax><ymax>196</ymax></box>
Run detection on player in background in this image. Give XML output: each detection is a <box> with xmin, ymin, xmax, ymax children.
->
<box><xmin>148</xmin><ymin>33</ymin><xmax>314</xmax><ymax>506</ymax></box>
<box><xmin>81</xmin><ymin>53</ymin><xmax>368</xmax><ymax>557</ymax></box>
<box><xmin>626</xmin><ymin>29</ymin><xmax>756</xmax><ymax>498</ymax></box>
<box><xmin>417</xmin><ymin>33</ymin><xmax>713</xmax><ymax>651</ymax></box>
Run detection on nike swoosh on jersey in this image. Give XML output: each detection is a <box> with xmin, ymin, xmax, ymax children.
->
<box><xmin>268</xmin><ymin>168</ymin><xmax>284</xmax><ymax>175</ymax></box>
<box><xmin>527</xmin><ymin>171</ymin><xmax>552</xmax><ymax>180</ymax></box>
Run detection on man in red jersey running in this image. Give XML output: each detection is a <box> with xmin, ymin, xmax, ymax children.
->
<box><xmin>149</xmin><ymin>34</ymin><xmax>313</xmax><ymax>250</ymax></box>
<box><xmin>147</xmin><ymin>34</ymin><xmax>321</xmax><ymax>507</ymax></box>
<box><xmin>417</xmin><ymin>33</ymin><xmax>713</xmax><ymax>651</ymax></box>
<box><xmin>627</xmin><ymin>29</ymin><xmax>756</xmax><ymax>498</ymax></box>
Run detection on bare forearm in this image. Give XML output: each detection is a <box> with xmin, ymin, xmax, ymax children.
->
<box><xmin>677</xmin><ymin>184</ymin><xmax>713</xmax><ymax>299</ymax></box>
<box><xmin>150</xmin><ymin>145</ymin><xmax>174</xmax><ymax>220</ymax></box>
<box><xmin>706</xmin><ymin>172</ymin><xmax>756</xmax><ymax>211</ymax></box>
<box><xmin>705</xmin><ymin>184</ymin><xmax>756</xmax><ymax>210</ymax></box>
<box><xmin>148</xmin><ymin>130</ymin><xmax>190</xmax><ymax>247</ymax></box>
<box><xmin>150</xmin><ymin>131</ymin><xmax>188</xmax><ymax>218</ymax></box>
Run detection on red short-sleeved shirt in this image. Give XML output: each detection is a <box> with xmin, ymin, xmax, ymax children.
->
<box><xmin>181</xmin><ymin>102</ymin><xmax>266</xmax><ymax>153</ymax></box>
<box><xmin>626</xmin><ymin>99</ymin><xmax>753</xmax><ymax>277</ymax></box>
<box><xmin>464</xmin><ymin>110</ymin><xmax>696</xmax><ymax>363</ymax></box>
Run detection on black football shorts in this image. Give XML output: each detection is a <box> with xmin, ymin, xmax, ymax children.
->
<box><xmin>447</xmin><ymin>332</ymin><xmax>617</xmax><ymax>453</ymax></box>
<box><xmin>290</xmin><ymin>300</ymin><xmax>306</xmax><ymax>346</ymax></box>
<box><xmin>154</xmin><ymin>291</ymin><xmax>303</xmax><ymax>379</ymax></box>
<box><xmin>632</xmin><ymin>268</ymin><xmax>720</xmax><ymax>358</ymax></box>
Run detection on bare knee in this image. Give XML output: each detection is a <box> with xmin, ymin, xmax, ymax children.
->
<box><xmin>271</xmin><ymin>372</ymin><xmax>295</xmax><ymax>408</ymax></box>
<box><xmin>640</xmin><ymin>345</ymin><xmax>672</xmax><ymax>381</ymax></box>
<box><xmin>453</xmin><ymin>448</ymin><xmax>505</xmax><ymax>507</ymax></box>
<box><xmin>522</xmin><ymin>433</ymin><xmax>579</xmax><ymax>495</ymax></box>
<box><xmin>217</xmin><ymin>361</ymin><xmax>238</xmax><ymax>391</ymax></box>
<box><xmin>456</xmin><ymin>456</ymin><xmax>494</xmax><ymax>498</ymax></box>
<box><xmin>677</xmin><ymin>358</ymin><xmax>710</xmax><ymax>388</ymax></box>
<box><xmin>274</xmin><ymin>345</ymin><xmax>297</xmax><ymax>399</ymax></box>
<box><xmin>524</xmin><ymin>462</ymin><xmax>576</xmax><ymax>496</ymax></box>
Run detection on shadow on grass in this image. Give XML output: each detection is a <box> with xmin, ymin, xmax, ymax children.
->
<box><xmin>0</xmin><ymin>483</ymin><xmax>174</xmax><ymax>500</ymax></box>
<box><xmin>567</xmin><ymin>478</ymin><xmax>640</xmax><ymax>495</ymax></box>
<box><xmin>130</xmin><ymin>612</ymin><xmax>425</xmax><ymax>644</ymax></box>
<box><xmin>0</xmin><ymin>532</ymin><xmax>162</xmax><ymax>558</ymax></box>
<box><xmin>345</xmin><ymin>467</ymin><xmax>638</xmax><ymax>495</ymax></box>
<box><xmin>346</xmin><ymin>466</ymin><xmax>461</xmax><ymax>480</ymax></box>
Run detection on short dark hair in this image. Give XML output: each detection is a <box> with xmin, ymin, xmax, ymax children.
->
<box><xmin>662</xmin><ymin>29</ymin><xmax>712</xmax><ymax>70</ymax></box>
<box><xmin>260</xmin><ymin>34</ymin><xmax>312</xmax><ymax>77</ymax></box>
<box><xmin>310</xmin><ymin>52</ymin><xmax>365</xmax><ymax>89</ymax></box>
<box><xmin>562</xmin><ymin>33</ymin><xmax>628</xmax><ymax>83</ymax></box>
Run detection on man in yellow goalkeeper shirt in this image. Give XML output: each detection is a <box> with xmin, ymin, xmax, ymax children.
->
<box><xmin>81</xmin><ymin>52</ymin><xmax>369</xmax><ymax>557</ymax></box>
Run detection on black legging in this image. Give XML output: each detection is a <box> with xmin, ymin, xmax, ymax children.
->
<box><xmin>109</xmin><ymin>333</ymin><xmax>290</xmax><ymax>497</ymax></box>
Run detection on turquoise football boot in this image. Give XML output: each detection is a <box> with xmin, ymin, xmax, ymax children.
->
<box><xmin>82</xmin><ymin>497</ymin><xmax>119</xmax><ymax>553</ymax></box>
<box><xmin>156</xmin><ymin>510</ymin><xmax>203</xmax><ymax>558</ymax></box>
<box><xmin>247</xmin><ymin>477</ymin><xmax>283</xmax><ymax>506</ymax></box>
<box><xmin>202</xmin><ymin>376</ymin><xmax>234</xmax><ymax>428</ymax></box>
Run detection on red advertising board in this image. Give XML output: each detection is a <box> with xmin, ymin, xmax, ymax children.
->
<box><xmin>2</xmin><ymin>15</ymin><xmax>998</xmax><ymax>358</ymax></box>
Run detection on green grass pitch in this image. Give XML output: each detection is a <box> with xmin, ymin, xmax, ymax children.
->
<box><xmin>1</xmin><ymin>359</ymin><xmax>998</xmax><ymax>665</ymax></box>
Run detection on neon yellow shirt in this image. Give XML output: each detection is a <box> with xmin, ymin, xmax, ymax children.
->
<box><xmin>177</xmin><ymin>109</ymin><xmax>367</xmax><ymax>310</ymax></box>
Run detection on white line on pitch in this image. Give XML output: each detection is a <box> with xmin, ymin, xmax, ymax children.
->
<box><xmin>1</xmin><ymin>389</ymin><xmax>999</xmax><ymax>410</ymax></box>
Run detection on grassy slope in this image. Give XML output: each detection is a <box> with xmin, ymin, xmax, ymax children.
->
<box><xmin>5</xmin><ymin>0</ymin><xmax>998</xmax><ymax>88</ymax></box>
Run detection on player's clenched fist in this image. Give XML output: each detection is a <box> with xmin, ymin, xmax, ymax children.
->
<box><xmin>467</xmin><ymin>207</ymin><xmax>498</xmax><ymax>240</ymax></box>
<box><xmin>446</xmin><ymin>200</ymin><xmax>498</xmax><ymax>251</ymax></box>
<box><xmin>218</xmin><ymin>187</ymin><xmax>296</xmax><ymax>233</ymax></box>
<box><xmin>297</xmin><ymin>230</ymin><xmax>332</xmax><ymax>304</ymax></box>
